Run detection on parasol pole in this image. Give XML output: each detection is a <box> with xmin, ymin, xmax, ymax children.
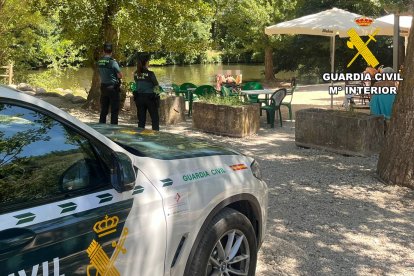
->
<box><xmin>330</xmin><ymin>35</ymin><xmax>335</xmax><ymax>108</ymax></box>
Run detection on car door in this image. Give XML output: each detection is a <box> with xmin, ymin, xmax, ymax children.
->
<box><xmin>0</xmin><ymin>101</ymin><xmax>166</xmax><ymax>276</ymax></box>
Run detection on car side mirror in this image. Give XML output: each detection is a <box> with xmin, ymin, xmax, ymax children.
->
<box><xmin>111</xmin><ymin>152</ymin><xmax>136</xmax><ymax>193</ymax></box>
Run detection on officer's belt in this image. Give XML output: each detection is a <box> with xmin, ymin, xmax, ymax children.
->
<box><xmin>101</xmin><ymin>83</ymin><xmax>117</xmax><ymax>88</ymax></box>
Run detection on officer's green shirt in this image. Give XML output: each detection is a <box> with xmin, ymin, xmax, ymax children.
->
<box><xmin>98</xmin><ymin>56</ymin><xmax>121</xmax><ymax>85</ymax></box>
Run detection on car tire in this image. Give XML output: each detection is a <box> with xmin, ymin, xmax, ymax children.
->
<box><xmin>186</xmin><ymin>207</ymin><xmax>257</xmax><ymax>276</ymax></box>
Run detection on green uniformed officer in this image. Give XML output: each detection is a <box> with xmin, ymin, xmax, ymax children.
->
<box><xmin>133</xmin><ymin>54</ymin><xmax>160</xmax><ymax>130</ymax></box>
<box><xmin>98</xmin><ymin>43</ymin><xmax>123</xmax><ymax>124</ymax></box>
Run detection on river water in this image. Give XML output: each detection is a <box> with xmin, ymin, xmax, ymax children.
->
<box><xmin>30</xmin><ymin>64</ymin><xmax>294</xmax><ymax>91</ymax></box>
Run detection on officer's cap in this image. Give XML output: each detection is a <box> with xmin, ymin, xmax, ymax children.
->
<box><xmin>103</xmin><ymin>43</ymin><xmax>113</xmax><ymax>53</ymax></box>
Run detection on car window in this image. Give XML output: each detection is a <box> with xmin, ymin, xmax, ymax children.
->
<box><xmin>0</xmin><ymin>103</ymin><xmax>110</xmax><ymax>212</ymax></box>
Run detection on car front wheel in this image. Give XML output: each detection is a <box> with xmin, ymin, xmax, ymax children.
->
<box><xmin>186</xmin><ymin>207</ymin><xmax>257</xmax><ymax>276</ymax></box>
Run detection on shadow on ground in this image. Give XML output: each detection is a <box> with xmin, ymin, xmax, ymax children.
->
<box><xmin>43</xmin><ymin>95</ymin><xmax>414</xmax><ymax>276</ymax></box>
<box><xmin>165</xmin><ymin>119</ymin><xmax>414</xmax><ymax>276</ymax></box>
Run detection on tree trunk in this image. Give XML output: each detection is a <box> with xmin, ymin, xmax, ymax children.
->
<box><xmin>264</xmin><ymin>46</ymin><xmax>275</xmax><ymax>82</ymax></box>
<box><xmin>0</xmin><ymin>0</ymin><xmax>5</xmax><ymax>12</ymax></box>
<box><xmin>84</xmin><ymin>0</ymin><xmax>118</xmax><ymax>110</ymax></box>
<box><xmin>377</xmin><ymin>20</ymin><xmax>414</xmax><ymax>189</ymax></box>
<box><xmin>85</xmin><ymin>59</ymin><xmax>101</xmax><ymax>110</ymax></box>
<box><xmin>399</xmin><ymin>35</ymin><xmax>405</xmax><ymax>67</ymax></box>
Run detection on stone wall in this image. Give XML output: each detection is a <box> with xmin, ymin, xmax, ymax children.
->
<box><xmin>192</xmin><ymin>102</ymin><xmax>260</xmax><ymax>137</ymax></box>
<box><xmin>130</xmin><ymin>95</ymin><xmax>186</xmax><ymax>125</ymax></box>
<box><xmin>295</xmin><ymin>108</ymin><xmax>385</xmax><ymax>156</ymax></box>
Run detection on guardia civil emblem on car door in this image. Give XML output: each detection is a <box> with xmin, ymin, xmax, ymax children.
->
<box><xmin>86</xmin><ymin>215</ymin><xmax>128</xmax><ymax>276</ymax></box>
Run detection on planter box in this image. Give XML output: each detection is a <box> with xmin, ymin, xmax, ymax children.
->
<box><xmin>192</xmin><ymin>102</ymin><xmax>260</xmax><ymax>137</ymax></box>
<box><xmin>295</xmin><ymin>108</ymin><xmax>384</xmax><ymax>156</ymax></box>
<box><xmin>130</xmin><ymin>95</ymin><xmax>186</xmax><ymax>125</ymax></box>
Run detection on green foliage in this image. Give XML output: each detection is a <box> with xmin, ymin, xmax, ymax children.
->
<box><xmin>212</xmin><ymin>0</ymin><xmax>297</xmax><ymax>63</ymax></box>
<box><xmin>378</xmin><ymin>0</ymin><xmax>412</xmax><ymax>14</ymax></box>
<box><xmin>214</xmin><ymin>1</ymin><xmax>269</xmax><ymax>58</ymax></box>
<box><xmin>0</xmin><ymin>0</ymin><xmax>406</xmax><ymax>89</ymax></box>
<box><xmin>0</xmin><ymin>0</ymin><xmax>42</xmax><ymax>66</ymax></box>
<box><xmin>295</xmin><ymin>0</ymin><xmax>382</xmax><ymax>17</ymax></box>
<box><xmin>273</xmin><ymin>0</ymin><xmax>388</xmax><ymax>75</ymax></box>
<box><xmin>0</xmin><ymin>0</ymin><xmax>84</xmax><ymax>71</ymax></box>
<box><xmin>212</xmin><ymin>0</ymin><xmax>399</xmax><ymax>77</ymax></box>
<box><xmin>150</xmin><ymin>58</ymin><xmax>168</xmax><ymax>66</ymax></box>
<box><xmin>199</xmin><ymin>50</ymin><xmax>222</xmax><ymax>64</ymax></box>
<box><xmin>1</xmin><ymin>0</ymin><xmax>214</xmax><ymax>67</ymax></box>
<box><xmin>200</xmin><ymin>95</ymin><xmax>247</xmax><ymax>106</ymax></box>
<box><xmin>24</xmin><ymin>69</ymin><xmax>85</xmax><ymax>95</ymax></box>
<box><xmin>51</xmin><ymin>0</ymin><xmax>108</xmax><ymax>63</ymax></box>
<box><xmin>162</xmin><ymin>51</ymin><xmax>219</xmax><ymax>65</ymax></box>
<box><xmin>26</xmin><ymin>71</ymin><xmax>63</xmax><ymax>90</ymax></box>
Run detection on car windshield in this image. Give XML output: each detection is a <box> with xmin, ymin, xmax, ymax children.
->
<box><xmin>89</xmin><ymin>124</ymin><xmax>237</xmax><ymax>160</ymax></box>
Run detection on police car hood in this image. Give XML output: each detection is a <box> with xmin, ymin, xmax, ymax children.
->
<box><xmin>89</xmin><ymin>124</ymin><xmax>238</xmax><ymax>160</ymax></box>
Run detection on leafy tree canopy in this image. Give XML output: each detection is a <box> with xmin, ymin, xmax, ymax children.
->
<box><xmin>0</xmin><ymin>0</ymin><xmax>83</xmax><ymax>71</ymax></box>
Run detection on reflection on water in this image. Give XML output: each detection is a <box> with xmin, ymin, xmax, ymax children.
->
<box><xmin>30</xmin><ymin>64</ymin><xmax>266</xmax><ymax>90</ymax></box>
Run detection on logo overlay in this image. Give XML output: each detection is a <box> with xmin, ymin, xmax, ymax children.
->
<box><xmin>86</xmin><ymin>215</ymin><xmax>128</xmax><ymax>276</ymax></box>
<box><xmin>325</xmin><ymin>17</ymin><xmax>403</xmax><ymax>97</ymax></box>
<box><xmin>347</xmin><ymin>28</ymin><xmax>379</xmax><ymax>68</ymax></box>
<box><xmin>325</xmin><ymin>72</ymin><xmax>402</xmax><ymax>95</ymax></box>
<box><xmin>355</xmin><ymin>16</ymin><xmax>373</xmax><ymax>27</ymax></box>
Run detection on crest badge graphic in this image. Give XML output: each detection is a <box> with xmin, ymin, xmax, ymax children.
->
<box><xmin>86</xmin><ymin>215</ymin><xmax>128</xmax><ymax>276</ymax></box>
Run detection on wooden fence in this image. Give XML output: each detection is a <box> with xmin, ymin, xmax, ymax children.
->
<box><xmin>0</xmin><ymin>63</ymin><xmax>13</xmax><ymax>85</ymax></box>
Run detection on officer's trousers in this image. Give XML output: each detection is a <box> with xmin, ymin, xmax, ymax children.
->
<box><xmin>134</xmin><ymin>93</ymin><xmax>160</xmax><ymax>131</ymax></box>
<box><xmin>100</xmin><ymin>84</ymin><xmax>120</xmax><ymax>124</ymax></box>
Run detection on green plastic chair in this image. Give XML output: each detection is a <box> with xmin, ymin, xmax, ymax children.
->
<box><xmin>180</xmin><ymin>82</ymin><xmax>197</xmax><ymax>92</ymax></box>
<box><xmin>221</xmin><ymin>86</ymin><xmax>238</xmax><ymax>97</ymax></box>
<box><xmin>179</xmin><ymin>83</ymin><xmax>198</xmax><ymax>115</ymax></box>
<box><xmin>172</xmin><ymin>83</ymin><xmax>180</xmax><ymax>94</ymax></box>
<box><xmin>260</xmin><ymin>88</ymin><xmax>287</xmax><ymax>128</ymax></box>
<box><xmin>242</xmin><ymin>82</ymin><xmax>263</xmax><ymax>90</ymax></box>
<box><xmin>189</xmin><ymin>85</ymin><xmax>217</xmax><ymax>115</ymax></box>
<box><xmin>281</xmin><ymin>78</ymin><xmax>297</xmax><ymax>120</ymax></box>
<box><xmin>172</xmin><ymin>83</ymin><xmax>187</xmax><ymax>99</ymax></box>
<box><xmin>193</xmin><ymin>85</ymin><xmax>216</xmax><ymax>97</ymax></box>
<box><xmin>129</xmin><ymin>82</ymin><xmax>137</xmax><ymax>93</ymax></box>
<box><xmin>242</xmin><ymin>82</ymin><xmax>265</xmax><ymax>115</ymax></box>
<box><xmin>242</xmin><ymin>82</ymin><xmax>263</xmax><ymax>103</ymax></box>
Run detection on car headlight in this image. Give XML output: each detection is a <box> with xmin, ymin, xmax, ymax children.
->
<box><xmin>250</xmin><ymin>160</ymin><xmax>262</xmax><ymax>180</ymax></box>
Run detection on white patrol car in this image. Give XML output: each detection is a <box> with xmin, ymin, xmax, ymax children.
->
<box><xmin>0</xmin><ymin>86</ymin><xmax>268</xmax><ymax>276</ymax></box>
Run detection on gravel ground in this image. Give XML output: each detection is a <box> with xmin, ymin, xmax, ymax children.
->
<box><xmin>166</xmin><ymin>121</ymin><xmax>414</xmax><ymax>276</ymax></box>
<box><xmin>40</xmin><ymin>95</ymin><xmax>414</xmax><ymax>276</ymax></box>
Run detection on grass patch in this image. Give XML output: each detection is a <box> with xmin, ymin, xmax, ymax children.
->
<box><xmin>199</xmin><ymin>95</ymin><xmax>247</xmax><ymax>106</ymax></box>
